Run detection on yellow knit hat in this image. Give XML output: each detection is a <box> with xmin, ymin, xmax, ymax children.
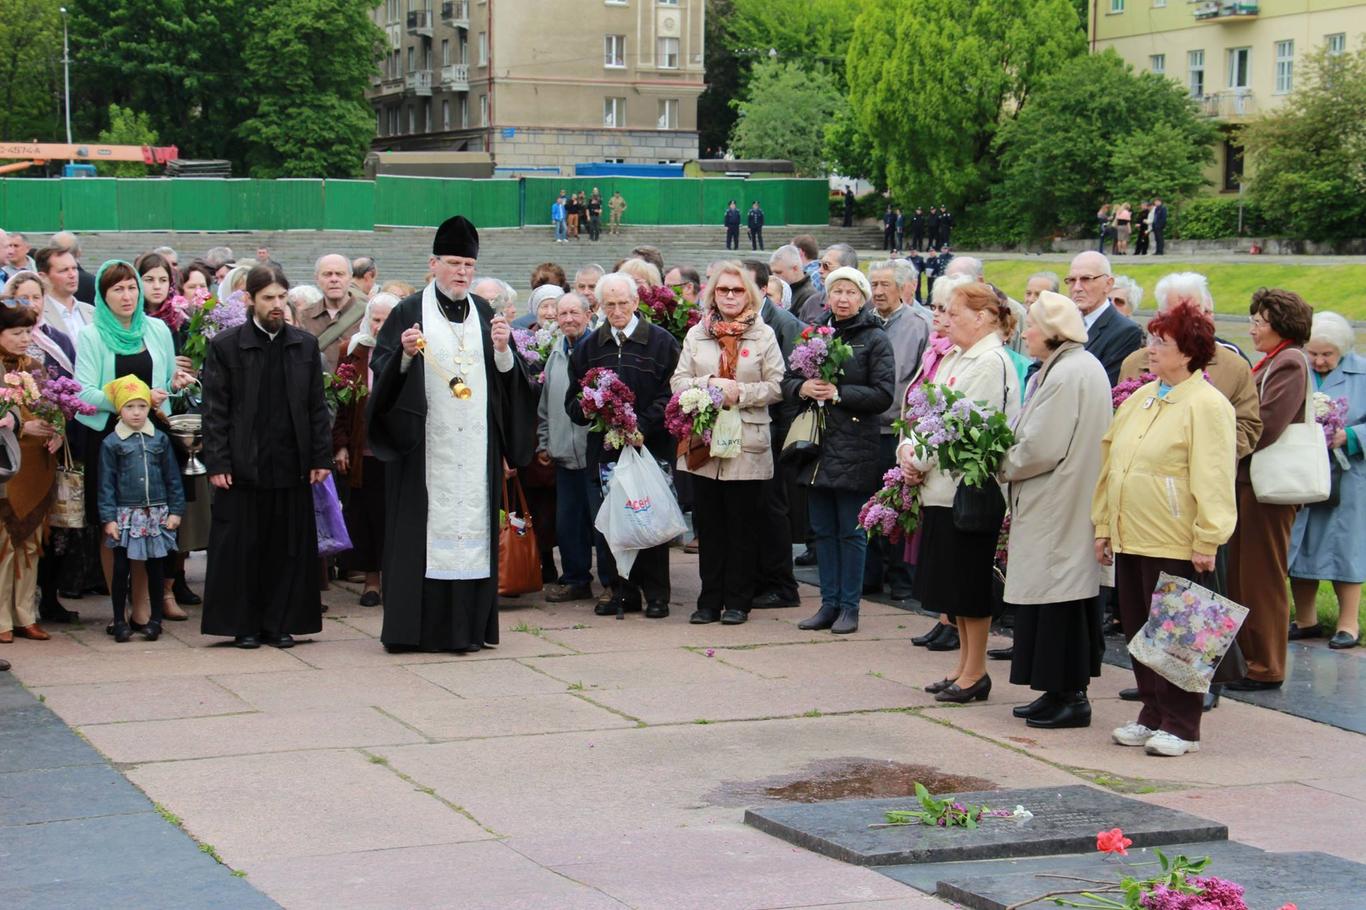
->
<box><xmin>104</xmin><ymin>375</ymin><xmax>153</xmax><ymax>413</ymax></box>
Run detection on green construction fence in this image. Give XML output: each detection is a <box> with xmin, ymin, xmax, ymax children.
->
<box><xmin>0</xmin><ymin>176</ymin><xmax>831</xmax><ymax>233</ymax></box>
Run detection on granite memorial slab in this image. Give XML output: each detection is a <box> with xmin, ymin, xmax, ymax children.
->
<box><xmin>744</xmin><ymin>785</ymin><xmax>1227</xmax><ymax>866</ymax></box>
<box><xmin>915</xmin><ymin>841</ymin><xmax>1366</xmax><ymax>910</ymax></box>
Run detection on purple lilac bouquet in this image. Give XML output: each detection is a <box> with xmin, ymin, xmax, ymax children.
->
<box><xmin>664</xmin><ymin>386</ymin><xmax>725</xmax><ymax>445</ymax></box>
<box><xmin>1312</xmin><ymin>391</ymin><xmax>1351</xmax><ymax>470</ymax></box>
<box><xmin>638</xmin><ymin>284</ymin><xmax>699</xmax><ymax>344</ymax></box>
<box><xmin>858</xmin><ymin>467</ymin><xmax>922</xmax><ymax>543</ymax></box>
<box><xmin>1112</xmin><ymin>372</ymin><xmax>1157</xmax><ymax>410</ymax></box>
<box><xmin>898</xmin><ymin>383</ymin><xmax>1014</xmax><ymax>488</ymax></box>
<box><xmin>181</xmin><ymin>290</ymin><xmax>248</xmax><ymax>370</ymax></box>
<box><xmin>32</xmin><ymin>372</ymin><xmax>96</xmax><ymax>435</ymax></box>
<box><xmin>579</xmin><ymin>367</ymin><xmax>644</xmax><ymax>451</ymax></box>
<box><xmin>1140</xmin><ymin>876</ymin><xmax>1249</xmax><ymax>910</ymax></box>
<box><xmin>512</xmin><ymin>327</ymin><xmax>555</xmax><ymax>384</ymax></box>
<box><xmin>789</xmin><ymin>325</ymin><xmax>854</xmax><ymax>384</ymax></box>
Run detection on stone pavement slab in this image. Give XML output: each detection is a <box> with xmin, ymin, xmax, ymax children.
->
<box><xmin>0</xmin><ymin>763</ymin><xmax>150</xmax><ymax>825</ymax></box>
<box><xmin>126</xmin><ymin>748</ymin><xmax>495</xmax><ymax>865</ymax></box>
<box><xmin>522</xmin><ymin>646</ymin><xmax>755</xmax><ymax>690</ymax></box>
<box><xmin>31</xmin><ymin>676</ymin><xmax>254</xmax><ymax>725</ymax></box>
<box><xmin>380</xmin><ymin>692</ymin><xmax>638</xmax><ymax>740</ymax></box>
<box><xmin>745</xmin><ymin>785</ymin><xmax>1226</xmax><ymax>866</ymax></box>
<box><xmin>408</xmin><ymin>656</ymin><xmax>577</xmax><ymax>697</ymax></box>
<box><xmin>207</xmin><ymin>665</ymin><xmax>456</xmax><ymax>713</ymax></box>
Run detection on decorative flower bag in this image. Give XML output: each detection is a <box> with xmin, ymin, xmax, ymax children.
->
<box><xmin>1250</xmin><ymin>350</ymin><xmax>1331</xmax><ymax>505</ymax></box>
<box><xmin>312</xmin><ymin>473</ymin><xmax>353</xmax><ymax>558</ymax></box>
<box><xmin>1128</xmin><ymin>573</ymin><xmax>1250</xmax><ymax>694</ymax></box>
<box><xmin>498</xmin><ymin>475</ymin><xmax>543</xmax><ymax>597</ymax></box>
<box><xmin>709</xmin><ymin>407</ymin><xmax>743</xmax><ymax>459</ymax></box>
<box><xmin>48</xmin><ymin>443</ymin><xmax>85</xmax><ymax>530</ymax></box>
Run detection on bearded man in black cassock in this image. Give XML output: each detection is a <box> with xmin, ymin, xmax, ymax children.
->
<box><xmin>367</xmin><ymin>216</ymin><xmax>537</xmax><ymax>653</ymax></box>
<box><xmin>201</xmin><ymin>263</ymin><xmax>332</xmax><ymax>649</ymax></box>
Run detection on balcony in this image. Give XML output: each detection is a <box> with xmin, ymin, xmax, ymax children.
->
<box><xmin>374</xmin><ymin>75</ymin><xmax>404</xmax><ymax>98</ymax></box>
<box><xmin>1193</xmin><ymin>1</ymin><xmax>1258</xmax><ymax>21</ymax></box>
<box><xmin>405</xmin><ymin>71</ymin><xmax>433</xmax><ymax>96</ymax></box>
<box><xmin>440</xmin><ymin>63</ymin><xmax>469</xmax><ymax>91</ymax></box>
<box><xmin>406</xmin><ymin>9</ymin><xmax>433</xmax><ymax>35</ymax></box>
<box><xmin>441</xmin><ymin>0</ymin><xmax>469</xmax><ymax>29</ymax></box>
<box><xmin>1198</xmin><ymin>91</ymin><xmax>1256</xmax><ymax>120</ymax></box>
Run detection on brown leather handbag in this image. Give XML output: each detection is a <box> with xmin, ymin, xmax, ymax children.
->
<box><xmin>498</xmin><ymin>475</ymin><xmax>543</xmax><ymax>597</ymax></box>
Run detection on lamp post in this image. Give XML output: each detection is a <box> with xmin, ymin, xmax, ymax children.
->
<box><xmin>60</xmin><ymin>6</ymin><xmax>72</xmax><ymax>144</ymax></box>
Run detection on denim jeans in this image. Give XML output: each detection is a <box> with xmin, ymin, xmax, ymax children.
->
<box><xmin>555</xmin><ymin>465</ymin><xmax>597</xmax><ymax>587</ymax></box>
<box><xmin>554</xmin><ymin>220</ymin><xmax>567</xmax><ymax>241</ymax></box>
<box><xmin>808</xmin><ymin>488</ymin><xmax>868</xmax><ymax>614</ymax></box>
<box><xmin>574</xmin><ymin>466</ymin><xmax>615</xmax><ymax>589</ymax></box>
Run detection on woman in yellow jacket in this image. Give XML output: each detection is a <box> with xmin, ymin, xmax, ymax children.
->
<box><xmin>1092</xmin><ymin>302</ymin><xmax>1237</xmax><ymax>758</ymax></box>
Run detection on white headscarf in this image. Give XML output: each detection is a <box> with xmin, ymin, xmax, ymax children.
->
<box><xmin>347</xmin><ymin>293</ymin><xmax>400</xmax><ymax>355</ymax></box>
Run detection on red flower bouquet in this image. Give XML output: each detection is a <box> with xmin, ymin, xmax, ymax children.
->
<box><xmin>579</xmin><ymin>367</ymin><xmax>644</xmax><ymax>451</ymax></box>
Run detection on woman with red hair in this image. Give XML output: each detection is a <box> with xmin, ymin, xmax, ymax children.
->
<box><xmin>1092</xmin><ymin>302</ymin><xmax>1237</xmax><ymax>757</ymax></box>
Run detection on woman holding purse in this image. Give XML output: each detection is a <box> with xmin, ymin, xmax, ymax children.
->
<box><xmin>671</xmin><ymin>262</ymin><xmax>784</xmax><ymax>625</ymax></box>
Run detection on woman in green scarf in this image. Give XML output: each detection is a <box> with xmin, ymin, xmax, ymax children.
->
<box><xmin>74</xmin><ymin>260</ymin><xmax>192</xmax><ymax>628</ymax></box>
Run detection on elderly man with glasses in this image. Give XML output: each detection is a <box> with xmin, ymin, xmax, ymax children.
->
<box><xmin>1065</xmin><ymin>251</ymin><xmax>1143</xmax><ymax>386</ymax></box>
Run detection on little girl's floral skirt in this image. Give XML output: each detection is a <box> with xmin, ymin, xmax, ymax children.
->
<box><xmin>106</xmin><ymin>505</ymin><xmax>178</xmax><ymax>560</ymax></box>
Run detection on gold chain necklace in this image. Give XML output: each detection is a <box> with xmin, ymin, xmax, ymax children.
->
<box><xmin>415</xmin><ymin>301</ymin><xmax>477</xmax><ymax>400</ymax></box>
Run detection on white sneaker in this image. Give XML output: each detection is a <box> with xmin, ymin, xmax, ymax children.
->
<box><xmin>1144</xmin><ymin>731</ymin><xmax>1200</xmax><ymax>757</ymax></box>
<box><xmin>1112</xmin><ymin>722</ymin><xmax>1158</xmax><ymax>747</ymax></box>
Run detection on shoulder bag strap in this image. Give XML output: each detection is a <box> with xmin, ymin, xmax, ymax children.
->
<box><xmin>317</xmin><ymin>305</ymin><xmax>366</xmax><ymax>354</ymax></box>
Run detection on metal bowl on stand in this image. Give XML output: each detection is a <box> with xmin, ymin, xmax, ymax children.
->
<box><xmin>166</xmin><ymin>414</ymin><xmax>206</xmax><ymax>476</ymax></box>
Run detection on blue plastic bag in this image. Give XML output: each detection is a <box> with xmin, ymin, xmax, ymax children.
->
<box><xmin>313</xmin><ymin>474</ymin><xmax>353</xmax><ymax>558</ymax></box>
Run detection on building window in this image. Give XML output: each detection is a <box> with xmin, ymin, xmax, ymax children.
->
<box><xmin>407</xmin><ymin>46</ymin><xmax>415</xmax><ymax>73</ymax></box>
<box><xmin>1274</xmin><ymin>40</ymin><xmax>1293</xmax><ymax>94</ymax></box>
<box><xmin>658</xmin><ymin>0</ymin><xmax>678</xmax><ymax>5</ymax></box>
<box><xmin>604</xmin><ymin>96</ymin><xmax>625</xmax><ymax>128</ymax></box>
<box><xmin>442</xmin><ymin>39</ymin><xmax>450</xmax><ymax>66</ymax></box>
<box><xmin>478</xmin><ymin>31</ymin><xmax>487</xmax><ymax>66</ymax></box>
<box><xmin>605</xmin><ymin>34</ymin><xmax>626</xmax><ymax>68</ymax></box>
<box><xmin>1188</xmin><ymin>49</ymin><xmax>1205</xmax><ymax>97</ymax></box>
<box><xmin>479</xmin><ymin>94</ymin><xmax>488</xmax><ymax>126</ymax></box>
<box><xmin>1223</xmin><ymin>138</ymin><xmax>1244</xmax><ymax>192</ymax></box>
<box><xmin>442</xmin><ymin>99</ymin><xmax>450</xmax><ymax>130</ymax></box>
<box><xmin>1150</xmin><ymin>54</ymin><xmax>1165</xmax><ymax>75</ymax></box>
<box><xmin>1327</xmin><ymin>33</ymin><xmax>1346</xmax><ymax>55</ymax></box>
<box><xmin>408</xmin><ymin>106</ymin><xmax>416</xmax><ymax>134</ymax></box>
<box><xmin>605</xmin><ymin>0</ymin><xmax>626</xmax><ymax>4</ymax></box>
<box><xmin>657</xmin><ymin>98</ymin><xmax>678</xmax><ymax>129</ymax></box>
<box><xmin>1109</xmin><ymin>0</ymin><xmax>1123</xmax><ymax>12</ymax></box>
<box><xmin>1152</xmin><ymin>0</ymin><xmax>1165</xmax><ymax>6</ymax></box>
<box><xmin>657</xmin><ymin>37</ymin><xmax>679</xmax><ymax>69</ymax></box>
<box><xmin>1227</xmin><ymin>47</ymin><xmax>1250</xmax><ymax>91</ymax></box>
<box><xmin>459</xmin><ymin>33</ymin><xmax>468</xmax><ymax>64</ymax></box>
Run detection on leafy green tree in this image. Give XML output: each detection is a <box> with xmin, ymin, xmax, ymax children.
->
<box><xmin>95</xmin><ymin>104</ymin><xmax>159</xmax><ymax>176</ymax></box>
<box><xmin>845</xmin><ymin>0</ymin><xmax>1085</xmax><ymax>209</ymax></box>
<box><xmin>236</xmin><ymin>0</ymin><xmax>385</xmax><ymax>177</ymax></box>
<box><xmin>824</xmin><ymin>105</ymin><xmax>887</xmax><ymax>187</ymax></box>
<box><xmin>698</xmin><ymin>0</ymin><xmax>740</xmax><ymax>156</ymax></box>
<box><xmin>728</xmin><ymin>60</ymin><xmax>842</xmax><ymax>175</ymax></box>
<box><xmin>1242</xmin><ymin>45</ymin><xmax>1366</xmax><ymax>243</ymax></box>
<box><xmin>990</xmin><ymin>50</ymin><xmax>1217</xmax><ymax>241</ymax></box>
<box><xmin>0</xmin><ymin>0</ymin><xmax>63</xmax><ymax>141</ymax></box>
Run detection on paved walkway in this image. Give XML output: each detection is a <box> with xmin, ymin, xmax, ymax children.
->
<box><xmin>5</xmin><ymin>554</ymin><xmax>1364</xmax><ymax>909</ymax></box>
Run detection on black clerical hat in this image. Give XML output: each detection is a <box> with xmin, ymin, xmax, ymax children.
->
<box><xmin>433</xmin><ymin>215</ymin><xmax>479</xmax><ymax>259</ymax></box>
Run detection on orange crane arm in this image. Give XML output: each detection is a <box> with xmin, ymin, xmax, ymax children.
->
<box><xmin>0</xmin><ymin>142</ymin><xmax>179</xmax><ymax>164</ymax></box>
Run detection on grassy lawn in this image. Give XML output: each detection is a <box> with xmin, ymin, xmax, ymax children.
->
<box><xmin>1312</xmin><ymin>580</ymin><xmax>1365</xmax><ymax>635</ymax></box>
<box><xmin>979</xmin><ymin>259</ymin><xmax>1366</xmax><ymax>321</ymax></box>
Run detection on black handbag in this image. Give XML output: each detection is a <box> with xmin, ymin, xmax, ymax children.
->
<box><xmin>1323</xmin><ymin>463</ymin><xmax>1343</xmax><ymax>509</ymax></box>
<box><xmin>780</xmin><ymin>405</ymin><xmax>823</xmax><ymax>486</ymax></box>
<box><xmin>952</xmin><ymin>476</ymin><xmax>1007</xmax><ymax>534</ymax></box>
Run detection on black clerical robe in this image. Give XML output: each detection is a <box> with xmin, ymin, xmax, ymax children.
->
<box><xmin>367</xmin><ymin>287</ymin><xmax>537</xmax><ymax>652</ymax></box>
<box><xmin>200</xmin><ymin>321</ymin><xmax>331</xmax><ymax>638</ymax></box>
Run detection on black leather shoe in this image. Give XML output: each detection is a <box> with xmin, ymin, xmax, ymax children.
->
<box><xmin>926</xmin><ymin>627</ymin><xmax>960</xmax><ymax>651</ymax></box>
<box><xmin>143</xmin><ymin>621</ymin><xmax>162</xmax><ymax>642</ymax></box>
<box><xmin>1012</xmin><ymin>693</ymin><xmax>1057</xmax><ymax>719</ymax></box>
<box><xmin>0</xmin><ymin>658</ymin><xmax>10</xmax><ymax>671</ymax></box>
<box><xmin>1329</xmin><ymin>631</ymin><xmax>1360</xmax><ymax>649</ymax></box>
<box><xmin>1203</xmin><ymin>685</ymin><xmax>1222</xmax><ymax>711</ymax></box>
<box><xmin>40</xmin><ymin>602</ymin><xmax>80</xmax><ymax>624</ymax></box>
<box><xmin>924</xmin><ymin>677</ymin><xmax>958</xmax><ymax>694</ymax></box>
<box><xmin>935</xmin><ymin>675</ymin><xmax>992</xmax><ymax>703</ymax></box>
<box><xmin>359</xmin><ymin>590</ymin><xmax>382</xmax><ymax>607</ymax></box>
<box><xmin>544</xmin><ymin>583</ymin><xmax>592</xmax><ymax>604</ymax></box>
<box><xmin>831</xmin><ymin>609</ymin><xmax>859</xmax><ymax>634</ymax></box>
<box><xmin>112</xmin><ymin>622</ymin><xmax>132</xmax><ymax>644</ymax></box>
<box><xmin>889</xmin><ymin>587</ymin><xmax>915</xmax><ymax>601</ymax></box>
<box><xmin>720</xmin><ymin>609</ymin><xmax>748</xmax><ymax>625</ymax></box>
<box><xmin>690</xmin><ymin>609</ymin><xmax>720</xmax><ymax>624</ymax></box>
<box><xmin>1224</xmin><ymin>677</ymin><xmax>1282</xmax><ymax>692</ymax></box>
<box><xmin>597</xmin><ymin>590</ymin><xmax>641</xmax><ymax>617</ymax></box>
<box><xmin>264</xmin><ymin>633</ymin><xmax>295</xmax><ymax>649</ymax></box>
<box><xmin>235</xmin><ymin>635</ymin><xmax>260</xmax><ymax>649</ymax></box>
<box><xmin>1119</xmin><ymin>687</ymin><xmax>1140</xmax><ymax>701</ymax></box>
<box><xmin>1288</xmin><ymin>622</ymin><xmax>1323</xmax><ymax>641</ymax></box>
<box><xmin>752</xmin><ymin>591</ymin><xmax>801</xmax><ymax>609</ymax></box>
<box><xmin>172</xmin><ymin>577</ymin><xmax>202</xmax><ymax>606</ymax></box>
<box><xmin>107</xmin><ymin>620</ymin><xmax>147</xmax><ymax>636</ymax></box>
<box><xmin>912</xmin><ymin>622</ymin><xmax>948</xmax><ymax>647</ymax></box>
<box><xmin>644</xmin><ymin>601</ymin><xmax>669</xmax><ymax>619</ymax></box>
<box><xmin>1027</xmin><ymin>697</ymin><xmax>1091</xmax><ymax>729</ymax></box>
<box><xmin>987</xmin><ymin>646</ymin><xmax>1013</xmax><ymax>661</ymax></box>
<box><xmin>794</xmin><ymin>548</ymin><xmax>818</xmax><ymax>567</ymax></box>
<box><xmin>797</xmin><ymin>607</ymin><xmax>838</xmax><ymax>631</ymax></box>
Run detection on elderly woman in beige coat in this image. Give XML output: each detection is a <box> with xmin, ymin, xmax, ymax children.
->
<box><xmin>999</xmin><ymin>291</ymin><xmax>1113</xmax><ymax>730</ymax></box>
<box><xmin>671</xmin><ymin>260</ymin><xmax>784</xmax><ymax>625</ymax></box>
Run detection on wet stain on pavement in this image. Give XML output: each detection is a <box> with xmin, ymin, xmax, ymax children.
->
<box><xmin>710</xmin><ymin>757</ymin><xmax>997</xmax><ymax>806</ymax></box>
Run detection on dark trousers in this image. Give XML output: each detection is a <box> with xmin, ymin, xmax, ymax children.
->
<box><xmin>1116</xmin><ymin>553</ymin><xmax>1205</xmax><ymax>742</ymax></box>
<box><xmin>586</xmin><ymin>467</ymin><xmax>670</xmax><ymax>602</ymax></box>
<box><xmin>1153</xmin><ymin>227</ymin><xmax>1165</xmax><ymax>255</ymax></box>
<box><xmin>555</xmin><ymin>464</ymin><xmax>600</xmax><ymax>588</ymax></box>
<box><xmin>758</xmin><ymin>425</ymin><xmax>799</xmax><ymax>600</ymax></box>
<box><xmin>749</xmin><ymin>227</ymin><xmax>763</xmax><ymax>250</ymax></box>
<box><xmin>911</xmin><ymin>230</ymin><xmax>924</xmax><ymax>252</ymax></box>
<box><xmin>863</xmin><ymin>435</ymin><xmax>913</xmax><ymax>594</ymax></box>
<box><xmin>693</xmin><ymin>475</ymin><xmax>763</xmax><ymax>613</ymax></box>
<box><xmin>808</xmin><ymin>488</ymin><xmax>867</xmax><ymax>614</ymax></box>
<box><xmin>588</xmin><ymin>216</ymin><xmax>601</xmax><ymax>241</ymax></box>
<box><xmin>725</xmin><ymin>226</ymin><xmax>739</xmax><ymax>250</ymax></box>
<box><xmin>883</xmin><ymin>226</ymin><xmax>896</xmax><ymax>250</ymax></box>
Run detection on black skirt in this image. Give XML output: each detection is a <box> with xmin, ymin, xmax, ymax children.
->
<box><xmin>1008</xmin><ymin>597</ymin><xmax>1105</xmax><ymax>693</ymax></box>
<box><xmin>912</xmin><ymin>505</ymin><xmax>997</xmax><ymax>618</ymax></box>
<box><xmin>343</xmin><ymin>458</ymin><xmax>387</xmax><ymax>572</ymax></box>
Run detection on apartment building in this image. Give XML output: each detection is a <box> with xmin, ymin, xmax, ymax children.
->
<box><xmin>366</xmin><ymin>0</ymin><xmax>705</xmax><ymax>171</ymax></box>
<box><xmin>1090</xmin><ymin>0</ymin><xmax>1365</xmax><ymax>190</ymax></box>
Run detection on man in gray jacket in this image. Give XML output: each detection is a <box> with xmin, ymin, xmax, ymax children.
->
<box><xmin>537</xmin><ymin>293</ymin><xmax>603</xmax><ymax>602</ymax></box>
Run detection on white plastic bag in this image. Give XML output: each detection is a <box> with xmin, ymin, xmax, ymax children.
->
<box><xmin>595</xmin><ymin>446</ymin><xmax>688</xmax><ymax>575</ymax></box>
<box><xmin>709</xmin><ymin>407</ymin><xmax>742</xmax><ymax>459</ymax></box>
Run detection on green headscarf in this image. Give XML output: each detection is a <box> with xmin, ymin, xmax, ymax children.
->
<box><xmin>92</xmin><ymin>259</ymin><xmax>149</xmax><ymax>355</ymax></box>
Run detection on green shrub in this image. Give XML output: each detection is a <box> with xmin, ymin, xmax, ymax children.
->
<box><xmin>1172</xmin><ymin>195</ymin><xmax>1275</xmax><ymax>240</ymax></box>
